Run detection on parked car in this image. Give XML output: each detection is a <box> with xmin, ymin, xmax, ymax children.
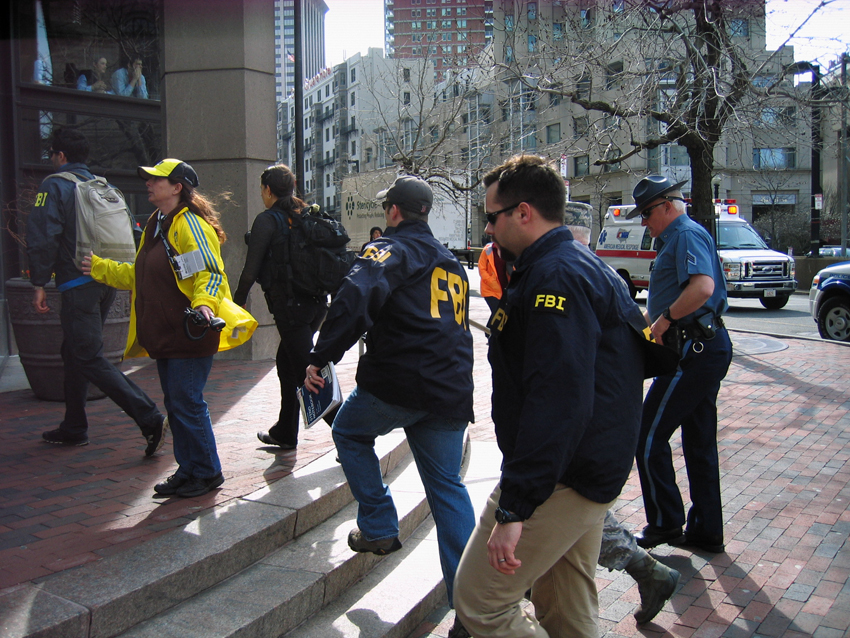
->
<box><xmin>809</xmin><ymin>261</ymin><xmax>850</xmax><ymax>341</ymax></box>
<box><xmin>806</xmin><ymin>246</ymin><xmax>850</xmax><ymax>258</ymax></box>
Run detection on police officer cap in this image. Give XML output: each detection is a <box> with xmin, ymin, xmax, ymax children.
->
<box><xmin>377</xmin><ymin>175</ymin><xmax>433</xmax><ymax>215</ymax></box>
<box><xmin>626</xmin><ymin>175</ymin><xmax>687</xmax><ymax>219</ymax></box>
<box><xmin>564</xmin><ymin>201</ymin><xmax>593</xmax><ymax>229</ymax></box>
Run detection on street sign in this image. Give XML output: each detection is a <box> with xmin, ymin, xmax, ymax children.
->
<box><xmin>815</xmin><ymin>193</ymin><xmax>823</xmax><ymax>210</ymax></box>
<box><xmin>560</xmin><ymin>154</ymin><xmax>568</xmax><ymax>178</ymax></box>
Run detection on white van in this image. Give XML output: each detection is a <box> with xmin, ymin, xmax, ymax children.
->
<box><xmin>595</xmin><ymin>201</ymin><xmax>797</xmax><ymax>309</ymax></box>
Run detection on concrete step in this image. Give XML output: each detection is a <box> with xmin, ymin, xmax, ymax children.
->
<box><xmin>283</xmin><ymin>440</ymin><xmax>501</xmax><ymax>638</ymax></box>
<box><xmin>110</xmin><ymin>440</ymin><xmax>501</xmax><ymax>638</ymax></box>
<box><xmin>2</xmin><ymin>432</ymin><xmax>411</xmax><ymax>638</ymax></box>
<box><xmin>113</xmin><ymin>450</ymin><xmax>435</xmax><ymax>638</ymax></box>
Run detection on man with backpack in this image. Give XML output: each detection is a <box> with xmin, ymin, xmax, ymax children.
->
<box><xmin>26</xmin><ymin>128</ymin><xmax>166</xmax><ymax>453</ymax></box>
<box><xmin>303</xmin><ymin>175</ymin><xmax>475</xmax><ymax>637</ymax></box>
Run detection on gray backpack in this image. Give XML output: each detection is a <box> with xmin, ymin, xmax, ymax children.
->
<box><xmin>54</xmin><ymin>172</ymin><xmax>138</xmax><ymax>269</ymax></box>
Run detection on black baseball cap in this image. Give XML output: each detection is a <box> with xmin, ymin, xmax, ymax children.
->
<box><xmin>626</xmin><ymin>175</ymin><xmax>687</xmax><ymax>219</ymax></box>
<box><xmin>377</xmin><ymin>175</ymin><xmax>433</xmax><ymax>215</ymax></box>
<box><xmin>138</xmin><ymin>158</ymin><xmax>200</xmax><ymax>189</ymax></box>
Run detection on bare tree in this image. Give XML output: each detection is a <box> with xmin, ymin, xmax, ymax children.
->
<box><xmin>484</xmin><ymin>0</ymin><xmax>829</xmax><ymax>232</ymax></box>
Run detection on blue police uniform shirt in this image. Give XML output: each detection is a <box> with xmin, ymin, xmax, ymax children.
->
<box><xmin>647</xmin><ymin>213</ymin><xmax>728</xmax><ymax>323</ymax></box>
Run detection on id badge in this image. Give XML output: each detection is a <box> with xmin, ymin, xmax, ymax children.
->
<box><xmin>174</xmin><ymin>249</ymin><xmax>205</xmax><ymax>280</ymax></box>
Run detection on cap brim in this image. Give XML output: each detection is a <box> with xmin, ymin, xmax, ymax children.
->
<box><xmin>627</xmin><ymin>180</ymin><xmax>687</xmax><ymax>218</ymax></box>
<box><xmin>138</xmin><ymin>166</ymin><xmax>168</xmax><ymax>180</ymax></box>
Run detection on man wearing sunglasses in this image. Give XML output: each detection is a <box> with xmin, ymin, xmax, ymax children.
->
<box><xmin>454</xmin><ymin>155</ymin><xmax>648</xmax><ymax>638</ymax></box>
<box><xmin>625</xmin><ymin>175</ymin><xmax>732</xmax><ymax>555</ymax></box>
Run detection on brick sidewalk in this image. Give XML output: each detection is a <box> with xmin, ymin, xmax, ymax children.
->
<box><xmin>2</xmin><ymin>289</ymin><xmax>850</xmax><ymax>637</ymax></box>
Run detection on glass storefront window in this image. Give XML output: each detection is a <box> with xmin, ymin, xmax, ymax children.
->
<box><xmin>19</xmin><ymin>0</ymin><xmax>161</xmax><ymax>101</ymax></box>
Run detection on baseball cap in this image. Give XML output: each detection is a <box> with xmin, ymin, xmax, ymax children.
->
<box><xmin>626</xmin><ymin>175</ymin><xmax>687</xmax><ymax>219</ymax></box>
<box><xmin>138</xmin><ymin>158</ymin><xmax>200</xmax><ymax>189</ymax></box>
<box><xmin>564</xmin><ymin>201</ymin><xmax>593</xmax><ymax>229</ymax></box>
<box><xmin>377</xmin><ymin>175</ymin><xmax>433</xmax><ymax>215</ymax></box>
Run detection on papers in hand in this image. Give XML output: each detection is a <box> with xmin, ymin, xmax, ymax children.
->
<box><xmin>298</xmin><ymin>363</ymin><xmax>342</xmax><ymax>428</ymax></box>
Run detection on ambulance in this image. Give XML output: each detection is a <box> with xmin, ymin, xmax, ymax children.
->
<box><xmin>595</xmin><ymin>200</ymin><xmax>797</xmax><ymax>309</ymax></box>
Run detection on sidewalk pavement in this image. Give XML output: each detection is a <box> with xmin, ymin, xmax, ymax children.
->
<box><xmin>1</xmin><ymin>274</ymin><xmax>849</xmax><ymax>637</ymax></box>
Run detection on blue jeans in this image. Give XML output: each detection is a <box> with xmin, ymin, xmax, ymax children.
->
<box><xmin>332</xmin><ymin>386</ymin><xmax>475</xmax><ymax>604</ymax></box>
<box><xmin>156</xmin><ymin>356</ymin><xmax>221</xmax><ymax>480</ymax></box>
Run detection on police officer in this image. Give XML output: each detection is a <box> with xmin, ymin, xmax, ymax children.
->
<box><xmin>627</xmin><ymin>175</ymin><xmax>733</xmax><ymax>554</ymax></box>
<box><xmin>303</xmin><ymin>175</ymin><xmax>475</xmax><ymax>637</ymax></box>
<box><xmin>454</xmin><ymin>155</ymin><xmax>647</xmax><ymax>638</ymax></box>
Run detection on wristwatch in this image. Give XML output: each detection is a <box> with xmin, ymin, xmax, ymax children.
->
<box><xmin>495</xmin><ymin>507</ymin><xmax>523</xmax><ymax>524</ymax></box>
<box><xmin>662</xmin><ymin>307</ymin><xmax>677</xmax><ymax>325</ymax></box>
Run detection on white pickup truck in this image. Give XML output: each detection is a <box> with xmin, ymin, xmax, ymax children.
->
<box><xmin>595</xmin><ymin>201</ymin><xmax>797</xmax><ymax>309</ymax></box>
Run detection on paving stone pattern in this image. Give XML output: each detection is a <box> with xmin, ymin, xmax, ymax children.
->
<box><xmin>1</xmin><ymin>290</ymin><xmax>849</xmax><ymax>638</ymax></box>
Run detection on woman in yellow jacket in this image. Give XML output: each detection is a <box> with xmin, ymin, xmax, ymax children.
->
<box><xmin>84</xmin><ymin>159</ymin><xmax>248</xmax><ymax>498</ymax></box>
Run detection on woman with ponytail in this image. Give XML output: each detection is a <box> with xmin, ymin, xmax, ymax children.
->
<box><xmin>234</xmin><ymin>164</ymin><xmax>327</xmax><ymax>451</ymax></box>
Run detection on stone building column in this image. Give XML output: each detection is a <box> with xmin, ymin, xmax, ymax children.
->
<box><xmin>162</xmin><ymin>0</ymin><xmax>277</xmax><ymax>360</ymax></box>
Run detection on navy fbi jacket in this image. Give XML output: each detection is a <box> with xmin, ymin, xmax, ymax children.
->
<box><xmin>26</xmin><ymin>163</ymin><xmax>95</xmax><ymax>288</ymax></box>
<box><xmin>310</xmin><ymin>220</ymin><xmax>474</xmax><ymax>422</ymax></box>
<box><xmin>488</xmin><ymin>226</ymin><xmax>646</xmax><ymax>520</ymax></box>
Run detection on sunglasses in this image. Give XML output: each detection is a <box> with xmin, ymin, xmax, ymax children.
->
<box><xmin>382</xmin><ymin>201</ymin><xmax>393</xmax><ymax>211</ymax></box>
<box><xmin>639</xmin><ymin>196</ymin><xmax>684</xmax><ymax>219</ymax></box>
<box><xmin>485</xmin><ymin>202</ymin><xmax>521</xmax><ymax>225</ymax></box>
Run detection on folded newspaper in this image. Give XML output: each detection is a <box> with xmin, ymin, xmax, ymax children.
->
<box><xmin>298</xmin><ymin>363</ymin><xmax>342</xmax><ymax>428</ymax></box>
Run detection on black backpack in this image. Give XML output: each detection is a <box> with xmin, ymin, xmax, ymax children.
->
<box><xmin>266</xmin><ymin>204</ymin><xmax>357</xmax><ymax>299</ymax></box>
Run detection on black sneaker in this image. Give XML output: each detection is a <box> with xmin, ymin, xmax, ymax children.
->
<box><xmin>176</xmin><ymin>473</ymin><xmax>224</xmax><ymax>498</ymax></box>
<box><xmin>347</xmin><ymin>528</ymin><xmax>402</xmax><ymax>556</ymax></box>
<box><xmin>143</xmin><ymin>416</ymin><xmax>169</xmax><ymax>457</ymax></box>
<box><xmin>154</xmin><ymin>474</ymin><xmax>190</xmax><ymax>496</ymax></box>
<box><xmin>257</xmin><ymin>431</ymin><xmax>296</xmax><ymax>450</ymax></box>
<box><xmin>42</xmin><ymin>428</ymin><xmax>89</xmax><ymax>447</ymax></box>
<box><xmin>670</xmin><ymin>532</ymin><xmax>725</xmax><ymax>554</ymax></box>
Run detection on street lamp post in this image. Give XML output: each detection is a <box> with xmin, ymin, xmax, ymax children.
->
<box><xmin>788</xmin><ymin>62</ymin><xmax>823</xmax><ymax>257</ymax></box>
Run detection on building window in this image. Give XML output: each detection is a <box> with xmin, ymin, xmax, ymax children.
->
<box><xmin>457</xmin><ymin>7</ymin><xmax>467</xmax><ymax>15</ymax></box>
<box><xmin>730</xmin><ymin>19</ymin><xmax>749</xmax><ymax>37</ymax></box>
<box><xmin>573</xmin><ymin>116</ymin><xmax>588</xmax><ymax>138</ymax></box>
<box><xmin>602</xmin><ymin>147</ymin><xmax>622</xmax><ymax>172</ymax></box>
<box><xmin>325</xmin><ymin>128</ymin><xmax>330</xmax><ymax>142</ymax></box>
<box><xmin>753</xmin><ymin>147</ymin><xmax>796</xmax><ymax>169</ymax></box>
<box><xmin>505</xmin><ymin>15</ymin><xmax>514</xmax><ymax>32</ymax></box>
<box><xmin>351</xmin><ymin>140</ymin><xmax>357</xmax><ymax>154</ymax></box>
<box><xmin>403</xmin><ymin>91</ymin><xmax>411</xmax><ymax>105</ymax></box>
<box><xmin>580</xmin><ymin>8</ymin><xmax>594</xmax><ymax>28</ymax></box>
<box><xmin>442</xmin><ymin>32</ymin><xmax>452</xmax><ymax>41</ymax></box>
<box><xmin>442</xmin><ymin>20</ymin><xmax>452</xmax><ymax>28</ymax></box>
<box><xmin>426</xmin><ymin>20</ymin><xmax>437</xmax><ymax>28</ymax></box>
<box><xmin>546</xmin><ymin>123</ymin><xmax>561</xmax><ymax>144</ymax></box>
<box><xmin>326</xmin><ymin>174</ymin><xmax>331</xmax><ymax>187</ymax></box>
<box><xmin>366</xmin><ymin>147</ymin><xmax>373</xmax><ymax>163</ymax></box>
<box><xmin>412</xmin><ymin>21</ymin><xmax>422</xmax><ymax>29</ymax></box>
<box><xmin>550</xmin><ymin>92</ymin><xmax>561</xmax><ymax>106</ymax></box>
<box><xmin>553</xmin><ymin>23</ymin><xmax>564</xmax><ymax>41</ymax></box>
<box><xmin>575</xmin><ymin>155</ymin><xmax>589</xmax><ymax>176</ymax></box>
<box><xmin>351</xmin><ymin>68</ymin><xmax>356</xmax><ymax>83</ymax></box>
<box><xmin>613</xmin><ymin>0</ymin><xmax>625</xmax><ymax>12</ymax></box>
<box><xmin>666</xmin><ymin>145</ymin><xmax>689</xmax><ymax>166</ymax></box>
<box><xmin>576</xmin><ymin>73</ymin><xmax>591</xmax><ymax>100</ymax></box>
<box><xmin>505</xmin><ymin>45</ymin><xmax>513</xmax><ymax>63</ymax></box>
<box><xmin>646</xmin><ymin>146</ymin><xmax>660</xmax><ymax>172</ymax></box>
<box><xmin>442</xmin><ymin>7</ymin><xmax>451</xmax><ymax>16</ymax></box>
<box><xmin>528</xmin><ymin>34</ymin><xmax>536</xmax><ymax>52</ymax></box>
<box><xmin>426</xmin><ymin>8</ymin><xmax>436</xmax><ymax>16</ymax></box>
<box><xmin>758</xmin><ymin>106</ymin><xmax>796</xmax><ymax>127</ymax></box>
<box><xmin>404</xmin><ymin>67</ymin><xmax>411</xmax><ymax>82</ymax></box>
<box><xmin>457</xmin><ymin>19</ymin><xmax>467</xmax><ymax>28</ymax></box>
<box><xmin>606</xmin><ymin>61</ymin><xmax>623</xmax><ymax>89</ymax></box>
<box><xmin>528</xmin><ymin>2</ymin><xmax>537</xmax><ymax>20</ymax></box>
<box><xmin>350</xmin><ymin>92</ymin><xmax>356</xmax><ymax>106</ymax></box>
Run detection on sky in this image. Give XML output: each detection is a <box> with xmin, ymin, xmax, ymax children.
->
<box><xmin>324</xmin><ymin>0</ymin><xmax>850</xmax><ymax>71</ymax></box>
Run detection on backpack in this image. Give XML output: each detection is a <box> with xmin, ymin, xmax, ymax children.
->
<box><xmin>267</xmin><ymin>204</ymin><xmax>357</xmax><ymax>299</ymax></box>
<box><xmin>54</xmin><ymin>172</ymin><xmax>138</xmax><ymax>269</ymax></box>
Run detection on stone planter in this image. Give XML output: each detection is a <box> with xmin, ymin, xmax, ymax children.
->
<box><xmin>6</xmin><ymin>278</ymin><xmax>131</xmax><ymax>402</ymax></box>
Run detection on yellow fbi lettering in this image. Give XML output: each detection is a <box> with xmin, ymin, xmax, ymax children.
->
<box><xmin>362</xmin><ymin>245</ymin><xmax>392</xmax><ymax>263</ymax></box>
<box><xmin>430</xmin><ymin>267</ymin><xmax>468</xmax><ymax>326</ymax></box>
<box><xmin>34</xmin><ymin>192</ymin><xmax>48</xmax><ymax>207</ymax></box>
<box><xmin>533</xmin><ymin>290</ymin><xmax>569</xmax><ymax>315</ymax></box>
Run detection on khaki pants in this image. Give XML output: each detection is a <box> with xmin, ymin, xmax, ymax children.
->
<box><xmin>454</xmin><ymin>485</ymin><xmax>611</xmax><ymax>638</ymax></box>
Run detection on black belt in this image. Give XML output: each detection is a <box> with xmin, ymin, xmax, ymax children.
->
<box><xmin>680</xmin><ymin>315</ymin><xmax>724</xmax><ymax>341</ymax></box>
